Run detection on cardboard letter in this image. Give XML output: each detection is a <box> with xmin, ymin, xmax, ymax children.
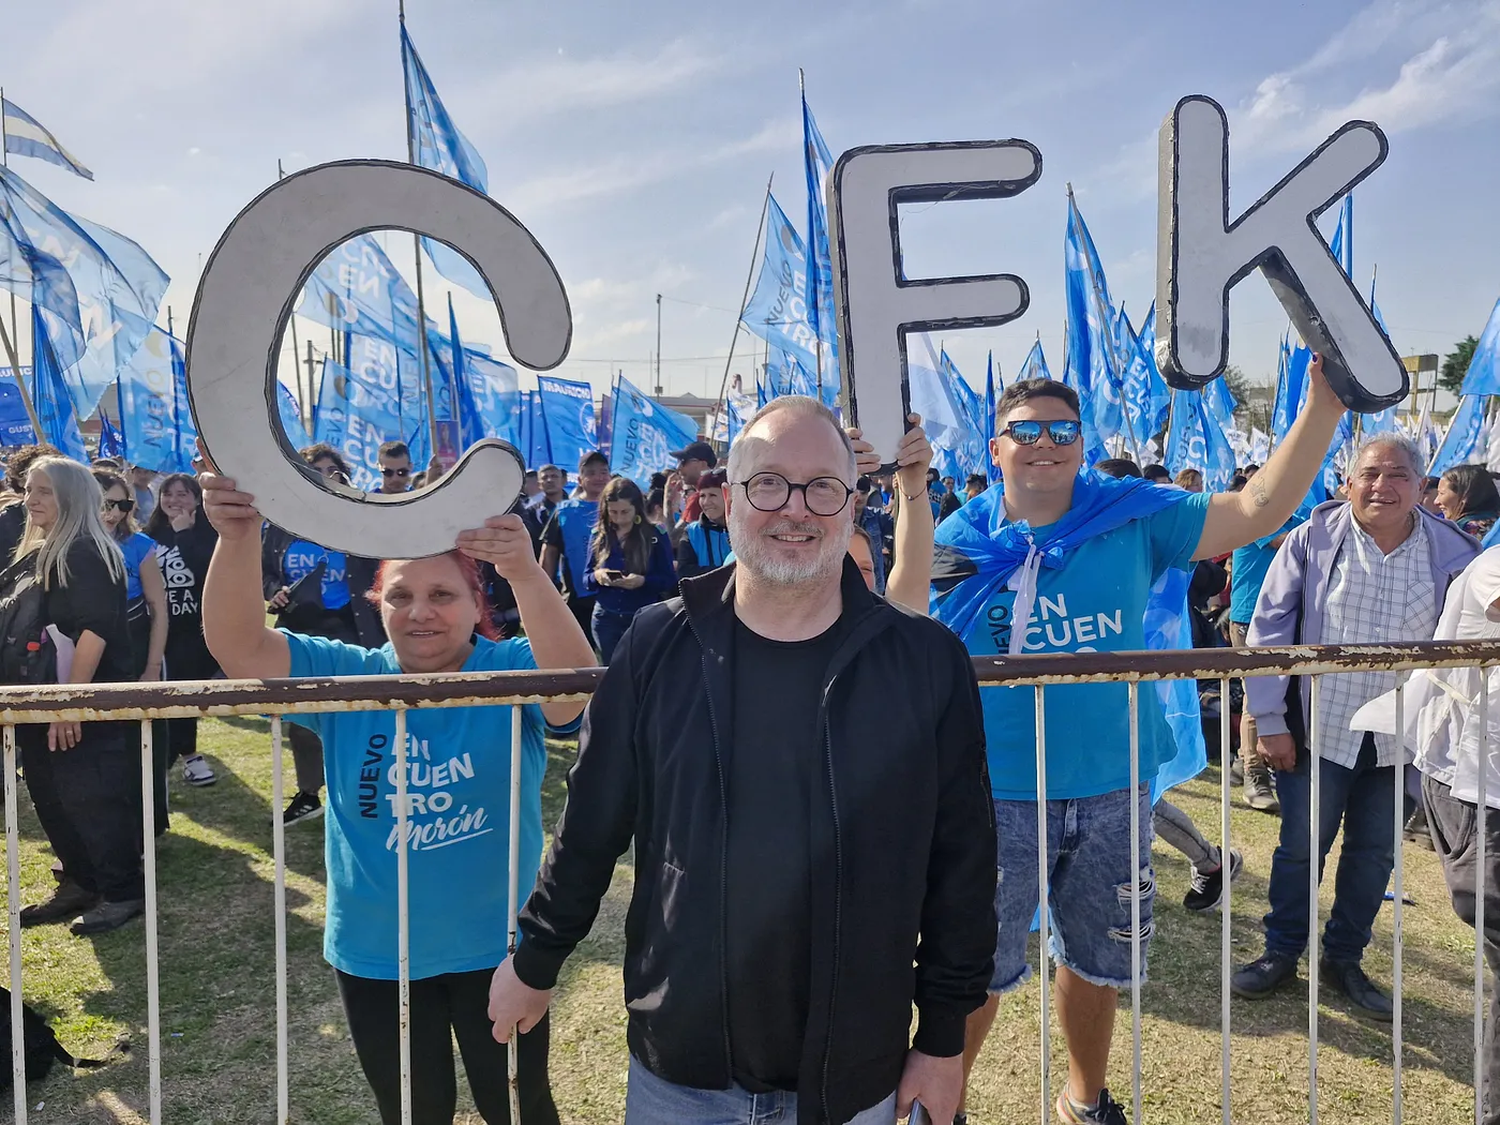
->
<box><xmin>828</xmin><ymin>141</ymin><xmax>1041</xmax><ymax>466</ymax></box>
<box><xmin>187</xmin><ymin>160</ymin><xmax>571</xmax><ymax>558</ymax></box>
<box><xmin>1156</xmin><ymin>95</ymin><xmax>1406</xmax><ymax>411</ymax></box>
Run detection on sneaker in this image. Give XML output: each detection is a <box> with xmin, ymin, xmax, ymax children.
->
<box><xmin>1244</xmin><ymin>764</ymin><xmax>1280</xmax><ymax>814</ymax></box>
<box><xmin>69</xmin><ymin>899</ymin><xmax>145</xmax><ymax>937</ymax></box>
<box><xmin>1403</xmin><ymin>807</ymin><xmax>1436</xmax><ymax>852</ymax></box>
<box><xmin>19</xmin><ymin>880</ymin><xmax>99</xmax><ymax>928</ymax></box>
<box><xmin>1056</xmin><ymin>1087</ymin><xmax>1128</xmax><ymax>1124</ymax></box>
<box><xmin>181</xmin><ymin>754</ymin><xmax>217</xmax><ymax>787</ymax></box>
<box><xmin>1184</xmin><ymin>848</ymin><xmax>1244</xmax><ymax>912</ymax></box>
<box><xmin>1228</xmin><ymin>755</ymin><xmax>1245</xmax><ymax>786</ymax></box>
<box><xmin>283</xmin><ymin>791</ymin><xmax>324</xmax><ymax>826</ymax></box>
<box><xmin>1231</xmin><ymin>950</ymin><xmax>1299</xmax><ymax>999</ymax></box>
<box><xmin>1320</xmin><ymin>956</ymin><xmax>1393</xmax><ymax>1021</ymax></box>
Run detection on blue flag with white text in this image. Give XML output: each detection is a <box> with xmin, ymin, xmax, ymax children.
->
<box><xmin>538</xmin><ymin>376</ymin><xmax>597</xmax><ymax>471</ymax></box>
<box><xmin>1430</xmin><ymin>395</ymin><xmax>1487</xmax><ymax>476</ymax></box>
<box><xmin>1460</xmin><ymin>297</ymin><xmax>1500</xmax><ymax>398</ymax></box>
<box><xmin>30</xmin><ymin>305</ymin><xmax>85</xmax><ymax>462</ymax></box>
<box><xmin>742</xmin><ymin>196</ymin><xmax>824</xmax><ymax>386</ymax></box>
<box><xmin>1064</xmin><ymin>194</ymin><xmax>1121</xmax><ymax>458</ymax></box>
<box><xmin>1017</xmin><ymin>339</ymin><xmax>1053</xmax><ymax>383</ymax></box>
<box><xmin>0</xmin><ymin>368</ymin><xmax>36</xmax><ymax>447</ymax></box>
<box><xmin>313</xmin><ymin>357</ymin><xmax>414</xmax><ymax>491</ymax></box>
<box><xmin>801</xmin><ymin>91</ymin><xmax>840</xmax><ymax>403</ymax></box>
<box><xmin>610</xmin><ymin>375</ymin><xmax>698</xmax><ymax>487</ymax></box>
<box><xmin>278</xmin><ymin>382</ymin><xmax>312</xmax><ymax>451</ymax></box>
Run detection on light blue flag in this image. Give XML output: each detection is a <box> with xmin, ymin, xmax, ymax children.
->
<box><xmin>297</xmin><ymin>234</ymin><xmax>420</xmax><ymax>353</ymax></box>
<box><xmin>909</xmin><ymin>362</ymin><xmax>981</xmax><ymax>478</ymax></box>
<box><xmin>1135</xmin><ymin>303</ymin><xmax>1171</xmax><ymax>436</ymax></box>
<box><xmin>1017</xmin><ymin>339</ymin><xmax>1054</xmax><ymax>382</ymax></box>
<box><xmin>1</xmin><ymin>99</ymin><xmax>92</xmax><ymax>180</ymax></box>
<box><xmin>1165</xmin><ymin>388</ymin><xmax>1235</xmax><ymax>491</ymax></box>
<box><xmin>343</xmin><ymin>335</ymin><xmax>429</xmax><ymax>468</ymax></box>
<box><xmin>537</xmin><ymin>375</ymin><xmax>597</xmax><ymax>471</ymax></box>
<box><xmin>29</xmin><ymin>304</ymin><xmax>85</xmax><ymax>462</ymax></box>
<box><xmin>313</xmin><ymin>356</ymin><xmax>419</xmax><ymax>491</ymax></box>
<box><xmin>1272</xmin><ymin>340</ymin><xmax>1312</xmax><ymax>446</ymax></box>
<box><xmin>449</xmin><ymin>299</ymin><xmax>518</xmax><ymax>450</ymax></box>
<box><xmin>984</xmin><ymin>353</ymin><xmax>1000</xmax><ymax>486</ymax></box>
<box><xmin>97</xmin><ymin>411</ymin><xmax>123</xmax><ymax>460</ymax></box>
<box><xmin>278</xmin><ymin>382</ymin><xmax>312</xmax><ymax>451</ymax></box>
<box><xmin>0</xmin><ymin>168</ymin><xmax>168</xmax><ymax>418</ymax></box>
<box><xmin>525</xmin><ymin>391</ymin><xmax>551</xmax><ymax>468</ymax></box>
<box><xmin>741</xmin><ymin>196</ymin><xmax>824</xmax><ymax>383</ymax></box>
<box><xmin>1063</xmin><ymin>193</ymin><xmax>1122</xmax><ymax>455</ymax></box>
<box><xmin>0</xmin><ymin>239</ymin><xmax>84</xmax><ymax>374</ymax></box>
<box><xmin>116</xmin><ymin>324</ymin><xmax>196</xmax><ymax>473</ymax></box>
<box><xmin>1430</xmin><ymin>394</ymin><xmax>1487</xmax><ymax>476</ymax></box>
<box><xmin>1460</xmin><ymin>297</ymin><xmax>1500</xmax><ymax>397</ymax></box>
<box><xmin>610</xmin><ymin>375</ymin><xmax>698</xmax><ymax>486</ymax></box>
<box><xmin>1329</xmin><ymin>195</ymin><xmax>1353</xmax><ymax>279</ymax></box>
<box><xmin>1116</xmin><ymin>306</ymin><xmax>1170</xmax><ymax>453</ymax></box>
<box><xmin>401</xmin><ymin>23</ymin><xmax>490</xmax><ymax>298</ymax></box>
<box><xmin>801</xmin><ymin>90</ymin><xmax>840</xmax><ymax>403</ymax></box>
<box><xmin>939</xmin><ymin>351</ymin><xmax>986</xmax><ymax>478</ymax></box>
<box><xmin>1363</xmin><ymin>276</ymin><xmax>1398</xmax><ymax>434</ymax></box>
<box><xmin>0</xmin><ymin>367</ymin><xmax>36</xmax><ymax>447</ymax></box>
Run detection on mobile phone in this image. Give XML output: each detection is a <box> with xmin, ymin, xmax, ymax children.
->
<box><xmin>907</xmin><ymin>1101</ymin><xmax>930</xmax><ymax>1125</ymax></box>
<box><xmin>605</xmin><ymin>569</ymin><xmax>626</xmax><ymax>581</ymax></box>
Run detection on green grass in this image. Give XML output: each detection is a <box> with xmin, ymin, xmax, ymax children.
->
<box><xmin>0</xmin><ymin>719</ymin><xmax>1485</xmax><ymax>1123</ymax></box>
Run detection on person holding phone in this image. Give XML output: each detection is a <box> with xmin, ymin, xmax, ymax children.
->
<box><xmin>581</xmin><ymin>477</ymin><xmax>677</xmax><ymax>664</ymax></box>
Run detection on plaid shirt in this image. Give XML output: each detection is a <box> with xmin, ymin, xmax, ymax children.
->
<box><xmin>1316</xmin><ymin>512</ymin><xmax>1436</xmax><ymax>768</ymax></box>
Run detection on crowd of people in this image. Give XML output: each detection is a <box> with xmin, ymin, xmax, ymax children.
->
<box><xmin>4</xmin><ymin>363</ymin><xmax>1500</xmax><ymax>1124</ymax></box>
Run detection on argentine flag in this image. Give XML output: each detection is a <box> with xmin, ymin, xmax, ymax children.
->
<box><xmin>1</xmin><ymin>99</ymin><xmax>92</xmax><ymax>180</ymax></box>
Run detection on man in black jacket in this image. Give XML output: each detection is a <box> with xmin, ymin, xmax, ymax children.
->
<box><xmin>489</xmin><ymin>395</ymin><xmax>995</xmax><ymax>1125</ymax></box>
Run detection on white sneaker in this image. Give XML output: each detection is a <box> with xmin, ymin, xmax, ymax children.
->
<box><xmin>181</xmin><ymin>754</ymin><xmax>217</xmax><ymax>787</ymax></box>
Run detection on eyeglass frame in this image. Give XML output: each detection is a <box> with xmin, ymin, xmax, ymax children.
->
<box><xmin>733</xmin><ymin>471</ymin><xmax>854</xmax><ymax>516</ymax></box>
<box><xmin>996</xmin><ymin>419</ymin><xmax>1083</xmax><ymax>446</ymax></box>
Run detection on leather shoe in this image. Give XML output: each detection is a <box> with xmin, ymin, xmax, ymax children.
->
<box><xmin>1320</xmin><ymin>957</ymin><xmax>1393</xmax><ymax>1021</ymax></box>
<box><xmin>1231</xmin><ymin>951</ymin><xmax>1299</xmax><ymax>999</ymax></box>
<box><xmin>70</xmin><ymin>899</ymin><xmax>145</xmax><ymax>937</ymax></box>
<box><xmin>19</xmin><ymin>880</ymin><xmax>99</xmax><ymax>928</ymax></box>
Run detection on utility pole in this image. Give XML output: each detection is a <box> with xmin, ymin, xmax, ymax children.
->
<box><xmin>655</xmin><ymin>294</ymin><xmax>663</xmax><ymax>396</ymax></box>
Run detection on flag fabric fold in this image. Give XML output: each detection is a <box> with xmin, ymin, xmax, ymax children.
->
<box><xmin>609</xmin><ymin>375</ymin><xmax>698</xmax><ymax>486</ymax></box>
<box><xmin>1</xmin><ymin>98</ymin><xmax>93</xmax><ymax>180</ymax></box>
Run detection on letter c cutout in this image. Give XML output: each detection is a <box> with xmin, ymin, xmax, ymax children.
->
<box><xmin>186</xmin><ymin>160</ymin><xmax>571</xmax><ymax>558</ymax></box>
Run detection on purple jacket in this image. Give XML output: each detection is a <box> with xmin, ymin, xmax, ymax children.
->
<box><xmin>1246</xmin><ymin>500</ymin><xmax>1480</xmax><ymax>739</ymax></box>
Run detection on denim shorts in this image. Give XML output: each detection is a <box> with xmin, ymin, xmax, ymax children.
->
<box><xmin>990</xmin><ymin>784</ymin><xmax>1155</xmax><ymax>992</ymax></box>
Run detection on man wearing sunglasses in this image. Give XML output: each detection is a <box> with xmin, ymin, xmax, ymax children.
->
<box><xmin>491</xmin><ymin>395</ymin><xmax>995</xmax><ymax>1125</ymax></box>
<box><xmin>376</xmin><ymin>441</ymin><xmax>412</xmax><ymax>495</ymax></box>
<box><xmin>940</xmin><ymin>361</ymin><xmax>1346</xmax><ymax>1125</ymax></box>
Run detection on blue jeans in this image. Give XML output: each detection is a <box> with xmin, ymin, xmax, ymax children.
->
<box><xmin>990</xmin><ymin>785</ymin><xmax>1155</xmax><ymax>992</ymax></box>
<box><xmin>624</xmin><ymin>1057</ymin><xmax>897</xmax><ymax>1124</ymax></box>
<box><xmin>591</xmin><ymin>604</ymin><xmax>636</xmax><ymax>665</ymax></box>
<box><xmin>1265</xmin><ymin>733</ymin><xmax>1408</xmax><ymax>962</ymax></box>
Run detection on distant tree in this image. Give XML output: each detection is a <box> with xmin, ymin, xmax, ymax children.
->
<box><xmin>1225</xmin><ymin>363</ymin><xmax>1275</xmax><ymax>434</ymax></box>
<box><xmin>1439</xmin><ymin>336</ymin><xmax>1479</xmax><ymax>395</ymax></box>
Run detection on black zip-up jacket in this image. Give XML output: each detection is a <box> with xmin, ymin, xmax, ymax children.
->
<box><xmin>514</xmin><ymin>558</ymin><xmax>996</xmax><ymax>1125</ymax></box>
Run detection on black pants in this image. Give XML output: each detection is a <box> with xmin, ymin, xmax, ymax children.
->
<box><xmin>336</xmin><ymin>967</ymin><xmax>559</xmax><ymax>1125</ymax></box>
<box><xmin>20</xmin><ymin>724</ymin><xmax>144</xmax><ymax>903</ymax></box>
<box><xmin>1424</xmin><ymin>775</ymin><xmax>1500</xmax><ymax>1125</ymax></box>
<box><xmin>164</xmin><ymin>635</ymin><xmax>219</xmax><ymax>765</ymax></box>
<box><xmin>567</xmin><ymin>595</ymin><xmax>596</xmax><ymax>652</ymax></box>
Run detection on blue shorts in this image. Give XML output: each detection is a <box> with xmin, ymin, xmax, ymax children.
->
<box><xmin>990</xmin><ymin>784</ymin><xmax>1155</xmax><ymax>992</ymax></box>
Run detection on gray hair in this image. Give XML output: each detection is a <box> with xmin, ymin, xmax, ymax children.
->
<box><xmin>1352</xmin><ymin>431</ymin><xmax>1424</xmax><ymax>475</ymax></box>
<box><xmin>725</xmin><ymin>395</ymin><xmax>857</xmax><ymax>484</ymax></box>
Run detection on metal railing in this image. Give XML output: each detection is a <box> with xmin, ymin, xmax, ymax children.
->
<box><xmin>0</xmin><ymin>640</ymin><xmax>1495</xmax><ymax>1124</ymax></box>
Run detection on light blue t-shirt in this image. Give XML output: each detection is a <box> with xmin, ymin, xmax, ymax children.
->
<box><xmin>282</xmin><ymin>539</ymin><xmax>351</xmax><ymax>611</ymax></box>
<box><xmin>284</xmin><ymin>632</ymin><xmax>580</xmax><ymax>980</ymax></box>
<box><xmin>972</xmin><ymin>493</ymin><xmax>1211</xmax><ymax>801</ymax></box>
<box><xmin>1229</xmin><ymin>519</ymin><xmax>1296</xmax><ymax>624</ymax></box>
<box><xmin>547</xmin><ymin>498</ymin><xmax>599</xmax><ymax>596</ymax></box>
<box><xmin>121</xmin><ymin>531</ymin><xmax>156</xmax><ymax>602</ymax></box>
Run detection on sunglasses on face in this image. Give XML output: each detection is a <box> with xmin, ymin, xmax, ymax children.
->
<box><xmin>998</xmin><ymin>419</ymin><xmax>1082</xmax><ymax>447</ymax></box>
<box><xmin>381</xmin><ymin>467</ymin><xmax>410</xmax><ymax>478</ymax></box>
<box><xmin>103</xmin><ymin>498</ymin><xmax>135</xmax><ymax>514</ymax></box>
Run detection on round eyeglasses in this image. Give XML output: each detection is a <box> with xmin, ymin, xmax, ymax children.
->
<box><xmin>736</xmin><ymin>472</ymin><xmax>853</xmax><ymax>516</ymax></box>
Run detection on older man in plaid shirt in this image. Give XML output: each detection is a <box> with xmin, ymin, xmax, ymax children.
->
<box><xmin>1232</xmin><ymin>433</ymin><xmax>1481</xmax><ymax>1017</ymax></box>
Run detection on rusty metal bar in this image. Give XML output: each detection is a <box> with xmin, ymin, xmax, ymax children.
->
<box><xmin>1309</xmin><ymin>675</ymin><xmax>1321</xmax><ymax>1125</ymax></box>
<box><xmin>1392</xmin><ymin>685</ymin><xmax>1405</xmax><ymax>1125</ymax></box>
<box><xmin>5</xmin><ymin>725</ymin><xmax>26</xmax><ymax>1124</ymax></box>
<box><xmin>0</xmin><ymin>642</ymin><xmax>1498</xmax><ymax>723</ymax></box>
<box><xmin>271</xmin><ymin>717</ymin><xmax>290</xmax><ymax>1124</ymax></box>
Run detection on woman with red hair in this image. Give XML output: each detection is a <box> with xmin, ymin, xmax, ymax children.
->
<box><xmin>199</xmin><ymin>472</ymin><xmax>594</xmax><ymax>1125</ymax></box>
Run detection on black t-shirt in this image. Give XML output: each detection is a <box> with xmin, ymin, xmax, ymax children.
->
<box><xmin>39</xmin><ymin>540</ymin><xmax>132</xmax><ymax>684</ymax></box>
<box><xmin>725</xmin><ymin>612</ymin><xmax>846</xmax><ymax>1092</ymax></box>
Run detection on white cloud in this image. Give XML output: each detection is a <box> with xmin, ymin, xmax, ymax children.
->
<box><xmin>463</xmin><ymin>37</ymin><xmax>724</xmax><ymax>122</ymax></box>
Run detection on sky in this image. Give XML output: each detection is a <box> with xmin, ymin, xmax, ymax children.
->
<box><xmin>6</xmin><ymin>0</ymin><xmax>1500</xmax><ymax>413</ymax></box>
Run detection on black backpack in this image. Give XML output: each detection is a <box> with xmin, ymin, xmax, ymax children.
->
<box><xmin>0</xmin><ymin>555</ymin><xmax>56</xmax><ymax>686</ymax></box>
<box><xmin>0</xmin><ymin>986</ymin><xmax>119</xmax><ymax>1088</ymax></box>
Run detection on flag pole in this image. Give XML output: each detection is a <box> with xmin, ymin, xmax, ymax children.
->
<box><xmin>800</xmin><ymin>68</ymin><xmax>824</xmax><ymax>404</ymax></box>
<box><xmin>711</xmin><ymin>172</ymin><xmax>774</xmax><ymax>440</ymax></box>
<box><xmin>0</xmin><ymin>87</ymin><xmax>22</xmax><ymax>379</ymax></box>
<box><xmin>399</xmin><ymin>1</ymin><xmax>441</xmax><ymax>462</ymax></box>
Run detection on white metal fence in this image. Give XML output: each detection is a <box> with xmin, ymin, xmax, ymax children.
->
<box><xmin>0</xmin><ymin>642</ymin><xmax>1494</xmax><ymax>1123</ymax></box>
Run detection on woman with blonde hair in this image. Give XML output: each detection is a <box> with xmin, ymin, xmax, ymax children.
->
<box><xmin>7</xmin><ymin>457</ymin><xmax>143</xmax><ymax>935</ymax></box>
<box><xmin>1174</xmin><ymin>467</ymin><xmax>1205</xmax><ymax>493</ymax></box>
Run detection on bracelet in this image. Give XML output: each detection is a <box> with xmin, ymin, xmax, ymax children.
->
<box><xmin>902</xmin><ymin>489</ymin><xmax>925</xmax><ymax>503</ymax></box>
